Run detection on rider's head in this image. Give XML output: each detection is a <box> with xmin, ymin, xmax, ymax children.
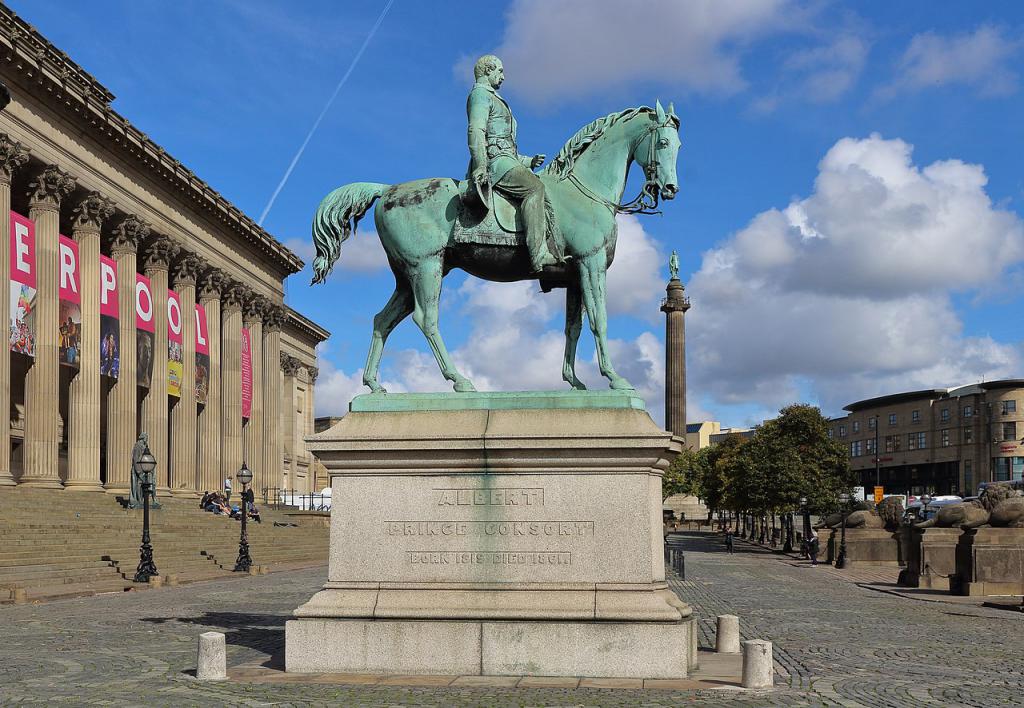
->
<box><xmin>474</xmin><ymin>55</ymin><xmax>504</xmax><ymax>89</ymax></box>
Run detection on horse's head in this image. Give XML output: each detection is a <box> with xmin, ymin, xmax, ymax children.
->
<box><xmin>633</xmin><ymin>100</ymin><xmax>681</xmax><ymax>201</ymax></box>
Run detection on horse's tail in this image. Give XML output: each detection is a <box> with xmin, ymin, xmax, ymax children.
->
<box><xmin>310</xmin><ymin>182</ymin><xmax>389</xmax><ymax>284</ymax></box>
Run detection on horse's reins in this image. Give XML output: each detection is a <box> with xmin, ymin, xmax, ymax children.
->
<box><xmin>564</xmin><ymin>119</ymin><xmax>669</xmax><ymax>216</ymax></box>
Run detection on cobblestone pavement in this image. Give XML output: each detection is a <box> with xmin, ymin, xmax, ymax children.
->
<box><xmin>1</xmin><ymin>533</ymin><xmax>1022</xmax><ymax>707</ymax></box>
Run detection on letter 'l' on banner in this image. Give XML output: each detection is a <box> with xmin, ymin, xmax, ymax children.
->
<box><xmin>195</xmin><ymin>303</ymin><xmax>210</xmax><ymax>404</ymax></box>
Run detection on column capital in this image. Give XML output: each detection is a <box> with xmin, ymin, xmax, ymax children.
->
<box><xmin>307</xmin><ymin>366</ymin><xmax>319</xmax><ymax>384</ymax></box>
<box><xmin>198</xmin><ymin>267</ymin><xmax>227</xmax><ymax>301</ymax></box>
<box><xmin>142</xmin><ymin>235</ymin><xmax>180</xmax><ymax>273</ymax></box>
<box><xmin>71</xmin><ymin>191</ymin><xmax>115</xmax><ymax>234</ymax></box>
<box><xmin>172</xmin><ymin>252</ymin><xmax>204</xmax><ymax>287</ymax></box>
<box><xmin>0</xmin><ymin>134</ymin><xmax>30</xmax><ymax>185</ymax></box>
<box><xmin>109</xmin><ymin>215</ymin><xmax>150</xmax><ymax>256</ymax></box>
<box><xmin>28</xmin><ymin>164</ymin><xmax>75</xmax><ymax>210</ymax></box>
<box><xmin>263</xmin><ymin>303</ymin><xmax>287</xmax><ymax>331</ymax></box>
<box><xmin>281</xmin><ymin>353</ymin><xmax>301</xmax><ymax>376</ymax></box>
<box><xmin>222</xmin><ymin>282</ymin><xmax>248</xmax><ymax>312</ymax></box>
<box><xmin>243</xmin><ymin>293</ymin><xmax>267</xmax><ymax>325</ymax></box>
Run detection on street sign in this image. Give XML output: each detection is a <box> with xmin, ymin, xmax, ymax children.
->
<box><xmin>873</xmin><ymin>486</ymin><xmax>884</xmax><ymax>504</ymax></box>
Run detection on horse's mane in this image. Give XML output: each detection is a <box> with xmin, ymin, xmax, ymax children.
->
<box><xmin>541</xmin><ymin>106</ymin><xmax>652</xmax><ymax>179</ymax></box>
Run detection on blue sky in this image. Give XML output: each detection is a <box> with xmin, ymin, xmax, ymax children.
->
<box><xmin>12</xmin><ymin>0</ymin><xmax>1024</xmax><ymax>426</ymax></box>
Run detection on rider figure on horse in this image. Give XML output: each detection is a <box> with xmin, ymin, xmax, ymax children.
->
<box><xmin>467</xmin><ymin>55</ymin><xmax>557</xmax><ymax>273</ymax></box>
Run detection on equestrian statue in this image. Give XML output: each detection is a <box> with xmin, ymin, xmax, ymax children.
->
<box><xmin>310</xmin><ymin>55</ymin><xmax>681</xmax><ymax>393</ymax></box>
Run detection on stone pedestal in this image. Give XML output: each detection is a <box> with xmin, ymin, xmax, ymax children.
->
<box><xmin>827</xmin><ymin>528</ymin><xmax>903</xmax><ymax>567</ymax></box>
<box><xmin>286</xmin><ymin>391</ymin><xmax>694</xmax><ymax>678</ymax></box>
<box><xmin>898</xmin><ymin>527</ymin><xmax>961</xmax><ymax>590</ymax></box>
<box><xmin>953</xmin><ymin>527</ymin><xmax>1024</xmax><ymax>596</ymax></box>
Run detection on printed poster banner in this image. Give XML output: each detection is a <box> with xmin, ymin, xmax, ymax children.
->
<box><xmin>136</xmin><ymin>273</ymin><xmax>155</xmax><ymax>388</ymax></box>
<box><xmin>241</xmin><ymin>327</ymin><xmax>252</xmax><ymax>419</ymax></box>
<box><xmin>58</xmin><ymin>234</ymin><xmax>81</xmax><ymax>369</ymax></box>
<box><xmin>9</xmin><ymin>211</ymin><xmax>36</xmax><ymax>356</ymax></box>
<box><xmin>195</xmin><ymin>303</ymin><xmax>210</xmax><ymax>405</ymax></box>
<box><xmin>100</xmin><ymin>255</ymin><xmax>119</xmax><ymax>378</ymax></box>
<box><xmin>167</xmin><ymin>289</ymin><xmax>183</xmax><ymax>398</ymax></box>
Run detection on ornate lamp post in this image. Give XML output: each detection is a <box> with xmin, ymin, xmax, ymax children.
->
<box><xmin>835</xmin><ymin>492</ymin><xmax>851</xmax><ymax>569</ymax></box>
<box><xmin>783</xmin><ymin>507</ymin><xmax>794</xmax><ymax>553</ymax></box>
<box><xmin>234</xmin><ymin>462</ymin><xmax>254</xmax><ymax>573</ymax></box>
<box><xmin>132</xmin><ymin>444</ymin><xmax>159</xmax><ymax>583</ymax></box>
<box><xmin>799</xmin><ymin>496</ymin><xmax>811</xmax><ymax>559</ymax></box>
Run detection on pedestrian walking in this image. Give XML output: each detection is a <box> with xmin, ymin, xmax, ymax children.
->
<box><xmin>724</xmin><ymin>528</ymin><xmax>735</xmax><ymax>554</ymax></box>
<box><xmin>223</xmin><ymin>477</ymin><xmax>232</xmax><ymax>504</ymax></box>
<box><xmin>809</xmin><ymin>530</ymin><xmax>820</xmax><ymax>566</ymax></box>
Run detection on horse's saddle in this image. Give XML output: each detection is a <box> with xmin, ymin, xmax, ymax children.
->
<box><xmin>453</xmin><ymin>179</ymin><xmax>526</xmax><ymax>246</ymax></box>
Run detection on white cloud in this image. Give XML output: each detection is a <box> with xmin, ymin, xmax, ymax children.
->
<box><xmin>485</xmin><ymin>0</ymin><xmax>794</xmax><ymax>106</ymax></box>
<box><xmin>687</xmin><ymin>134</ymin><xmax>1024</xmax><ymax>416</ymax></box>
<box><xmin>607</xmin><ymin>215</ymin><xmax>666</xmax><ymax>320</ymax></box>
<box><xmin>783</xmin><ymin>35</ymin><xmax>868</xmax><ymax>103</ymax></box>
<box><xmin>883</xmin><ymin>25</ymin><xmax>1021</xmax><ymax>98</ymax></box>
<box><xmin>284</xmin><ymin>231</ymin><xmax>389</xmax><ymax>277</ymax></box>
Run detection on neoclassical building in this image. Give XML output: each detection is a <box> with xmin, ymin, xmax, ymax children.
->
<box><xmin>0</xmin><ymin>6</ymin><xmax>327</xmax><ymax>497</ymax></box>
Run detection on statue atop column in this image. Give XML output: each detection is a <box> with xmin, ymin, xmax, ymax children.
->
<box><xmin>669</xmin><ymin>250</ymin><xmax>679</xmax><ymax>280</ymax></box>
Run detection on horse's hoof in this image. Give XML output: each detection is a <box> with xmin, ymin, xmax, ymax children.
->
<box><xmin>453</xmin><ymin>378</ymin><xmax>477</xmax><ymax>393</ymax></box>
<box><xmin>609</xmin><ymin>377</ymin><xmax>635</xmax><ymax>391</ymax></box>
<box><xmin>364</xmin><ymin>381</ymin><xmax>387</xmax><ymax>394</ymax></box>
<box><xmin>563</xmin><ymin>375</ymin><xmax>587</xmax><ymax>390</ymax></box>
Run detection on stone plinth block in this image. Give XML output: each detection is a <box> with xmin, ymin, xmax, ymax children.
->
<box><xmin>898</xmin><ymin>527</ymin><xmax>961</xmax><ymax>590</ymax></box>
<box><xmin>196</xmin><ymin>631</ymin><xmax>226</xmax><ymax>680</ymax></box>
<box><xmin>287</xmin><ymin>392</ymin><xmax>693</xmax><ymax>678</ymax></box>
<box><xmin>716</xmin><ymin>614</ymin><xmax>740</xmax><ymax>653</ymax></box>
<box><xmin>741</xmin><ymin>639</ymin><xmax>773</xmax><ymax>689</ymax></box>
<box><xmin>829</xmin><ymin>528</ymin><xmax>904</xmax><ymax>567</ymax></box>
<box><xmin>953</xmin><ymin>527</ymin><xmax>1024</xmax><ymax>596</ymax></box>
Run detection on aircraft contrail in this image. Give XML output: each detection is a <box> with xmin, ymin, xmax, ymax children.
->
<box><xmin>258</xmin><ymin>0</ymin><xmax>396</xmax><ymax>227</ymax></box>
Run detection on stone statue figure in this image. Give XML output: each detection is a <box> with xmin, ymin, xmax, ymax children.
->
<box><xmin>467</xmin><ymin>55</ymin><xmax>553</xmax><ymax>274</ymax></box>
<box><xmin>669</xmin><ymin>250</ymin><xmax>679</xmax><ymax>280</ymax></box>
<box><xmin>310</xmin><ymin>58</ymin><xmax>682</xmax><ymax>394</ymax></box>
<box><xmin>128</xmin><ymin>432</ymin><xmax>159</xmax><ymax>510</ymax></box>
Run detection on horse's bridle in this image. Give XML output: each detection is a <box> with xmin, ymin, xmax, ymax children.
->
<box><xmin>565</xmin><ymin>118</ymin><xmax>672</xmax><ymax>216</ymax></box>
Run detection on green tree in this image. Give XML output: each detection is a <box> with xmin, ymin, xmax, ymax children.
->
<box><xmin>662</xmin><ymin>447</ymin><xmax>705</xmax><ymax>501</ymax></box>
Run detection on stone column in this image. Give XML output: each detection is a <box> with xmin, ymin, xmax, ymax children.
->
<box><xmin>661</xmin><ymin>277</ymin><xmax>690</xmax><ymax>438</ymax></box>
<box><xmin>280</xmin><ymin>354</ymin><xmax>299</xmax><ymax>491</ymax></box>
<box><xmin>21</xmin><ymin>166</ymin><xmax>75</xmax><ymax>488</ymax></box>
<box><xmin>0</xmin><ymin>135</ymin><xmax>29</xmax><ymax>487</ymax></box>
<box><xmin>242</xmin><ymin>297</ymin><xmax>264</xmax><ymax>494</ymax></box>
<box><xmin>196</xmin><ymin>268</ymin><xmax>225</xmax><ymax>494</ymax></box>
<box><xmin>220</xmin><ymin>283</ymin><xmax>245</xmax><ymax>485</ymax></box>
<box><xmin>141</xmin><ymin>236</ymin><xmax>178</xmax><ymax>492</ymax></box>
<box><xmin>305</xmin><ymin>366</ymin><xmax>318</xmax><ymax>492</ymax></box>
<box><xmin>261</xmin><ymin>305</ymin><xmax>284</xmax><ymax>492</ymax></box>
<box><xmin>105</xmin><ymin>216</ymin><xmax>150</xmax><ymax>494</ymax></box>
<box><xmin>169</xmin><ymin>253</ymin><xmax>201</xmax><ymax>496</ymax></box>
<box><xmin>65</xmin><ymin>193</ymin><xmax>115</xmax><ymax>492</ymax></box>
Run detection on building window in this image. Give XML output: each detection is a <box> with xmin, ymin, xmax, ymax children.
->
<box><xmin>917</xmin><ymin>432</ymin><xmax>926</xmax><ymax>449</ymax></box>
<box><xmin>839</xmin><ymin>425</ymin><xmax>847</xmax><ymax>438</ymax></box>
<box><xmin>868</xmin><ymin>417</ymin><xmax>876</xmax><ymax>430</ymax></box>
<box><xmin>912</xmin><ymin>409</ymin><xmax>920</xmax><ymax>423</ymax></box>
<box><xmin>963</xmin><ymin>405</ymin><xmax>973</xmax><ymax>418</ymax></box>
<box><xmin>964</xmin><ymin>460</ymin><xmax>973</xmax><ymax>495</ymax></box>
<box><xmin>991</xmin><ymin>457</ymin><xmax>1024</xmax><ymax>482</ymax></box>
<box><xmin>940</xmin><ymin>408</ymin><xmax>950</xmax><ymax>422</ymax></box>
<box><xmin>1001</xmin><ymin>400</ymin><xmax>1017</xmax><ymax>415</ymax></box>
<box><xmin>889</xmin><ymin>413</ymin><xmax>897</xmax><ymax>426</ymax></box>
<box><xmin>1003</xmin><ymin>422</ymin><xmax>1017</xmax><ymax>441</ymax></box>
<box><xmin>941</xmin><ymin>429</ymin><xmax>950</xmax><ymax>447</ymax></box>
<box><xmin>964</xmin><ymin>426</ymin><xmax>973</xmax><ymax>444</ymax></box>
<box><xmin>851</xmin><ymin>440</ymin><xmax>862</xmax><ymax>457</ymax></box>
<box><xmin>866</xmin><ymin>438</ymin><xmax>876</xmax><ymax>454</ymax></box>
<box><xmin>885</xmin><ymin>434</ymin><xmax>900</xmax><ymax>453</ymax></box>
<box><xmin>908</xmin><ymin>432</ymin><xmax>926</xmax><ymax>450</ymax></box>
<box><xmin>853</xmin><ymin>420</ymin><xmax>860</xmax><ymax>434</ymax></box>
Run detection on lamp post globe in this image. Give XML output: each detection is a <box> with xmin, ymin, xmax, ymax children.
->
<box><xmin>836</xmin><ymin>492</ymin><xmax>851</xmax><ymax>569</ymax></box>
<box><xmin>234</xmin><ymin>462</ymin><xmax>254</xmax><ymax>573</ymax></box>
<box><xmin>920</xmin><ymin>493</ymin><xmax>932</xmax><ymax>524</ymax></box>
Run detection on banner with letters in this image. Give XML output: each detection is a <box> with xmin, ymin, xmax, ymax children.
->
<box><xmin>241</xmin><ymin>327</ymin><xmax>252</xmax><ymax>419</ymax></box>
<box><xmin>58</xmin><ymin>234</ymin><xmax>81</xmax><ymax>368</ymax></box>
<box><xmin>135</xmin><ymin>273</ymin><xmax>155</xmax><ymax>388</ymax></box>
<box><xmin>99</xmin><ymin>255</ymin><xmax>119</xmax><ymax>378</ymax></box>
<box><xmin>9</xmin><ymin>211</ymin><xmax>36</xmax><ymax>356</ymax></box>
<box><xmin>166</xmin><ymin>289</ymin><xmax>183</xmax><ymax>397</ymax></box>
<box><xmin>194</xmin><ymin>303</ymin><xmax>210</xmax><ymax>404</ymax></box>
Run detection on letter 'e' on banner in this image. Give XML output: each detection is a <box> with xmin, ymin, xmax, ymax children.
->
<box><xmin>9</xmin><ymin>211</ymin><xmax>36</xmax><ymax>357</ymax></box>
<box><xmin>58</xmin><ymin>235</ymin><xmax>82</xmax><ymax>369</ymax></box>
<box><xmin>135</xmin><ymin>273</ymin><xmax>155</xmax><ymax>388</ymax></box>
<box><xmin>167</xmin><ymin>289</ymin><xmax>183</xmax><ymax>397</ymax></box>
<box><xmin>195</xmin><ymin>304</ymin><xmax>210</xmax><ymax>404</ymax></box>
<box><xmin>99</xmin><ymin>255</ymin><xmax>119</xmax><ymax>378</ymax></box>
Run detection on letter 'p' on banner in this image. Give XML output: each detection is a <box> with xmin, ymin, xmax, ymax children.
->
<box><xmin>99</xmin><ymin>255</ymin><xmax>119</xmax><ymax>378</ymax></box>
<box><xmin>9</xmin><ymin>211</ymin><xmax>36</xmax><ymax>356</ymax></box>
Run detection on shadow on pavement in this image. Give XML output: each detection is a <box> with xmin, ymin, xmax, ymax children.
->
<box><xmin>141</xmin><ymin>611</ymin><xmax>286</xmax><ymax>657</ymax></box>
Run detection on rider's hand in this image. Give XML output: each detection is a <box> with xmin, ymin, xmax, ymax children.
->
<box><xmin>531</xmin><ymin>154</ymin><xmax>546</xmax><ymax>169</ymax></box>
<box><xmin>472</xmin><ymin>166</ymin><xmax>487</xmax><ymax>184</ymax></box>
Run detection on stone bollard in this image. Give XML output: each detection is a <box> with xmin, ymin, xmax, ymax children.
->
<box><xmin>741</xmin><ymin>639</ymin><xmax>773</xmax><ymax>689</ymax></box>
<box><xmin>148</xmin><ymin>575</ymin><xmax>164</xmax><ymax>588</ymax></box>
<box><xmin>166</xmin><ymin>574</ymin><xmax>180</xmax><ymax>587</ymax></box>
<box><xmin>716</xmin><ymin>614</ymin><xmax>740</xmax><ymax>653</ymax></box>
<box><xmin>196</xmin><ymin>631</ymin><xmax>227</xmax><ymax>680</ymax></box>
<box><xmin>12</xmin><ymin>588</ymin><xmax>27</xmax><ymax>605</ymax></box>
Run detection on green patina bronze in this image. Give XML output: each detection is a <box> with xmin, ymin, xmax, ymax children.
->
<box><xmin>669</xmin><ymin>250</ymin><xmax>679</xmax><ymax>280</ymax></box>
<box><xmin>350</xmin><ymin>389</ymin><xmax>646</xmax><ymax>413</ymax></box>
<box><xmin>311</xmin><ymin>55</ymin><xmax>681</xmax><ymax>394</ymax></box>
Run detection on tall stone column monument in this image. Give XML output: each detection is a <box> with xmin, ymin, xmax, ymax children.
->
<box><xmin>661</xmin><ymin>250</ymin><xmax>690</xmax><ymax>437</ymax></box>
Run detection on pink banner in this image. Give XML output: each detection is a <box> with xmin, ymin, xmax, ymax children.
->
<box><xmin>99</xmin><ymin>256</ymin><xmax>118</xmax><ymax>318</ymax></box>
<box><xmin>99</xmin><ymin>255</ymin><xmax>119</xmax><ymax>379</ymax></box>
<box><xmin>10</xmin><ymin>211</ymin><xmax>36</xmax><ymax>356</ymax></box>
<box><xmin>194</xmin><ymin>303</ymin><xmax>210</xmax><ymax>404</ymax></box>
<box><xmin>135</xmin><ymin>274</ymin><xmax>155</xmax><ymax>332</ymax></box>
<box><xmin>10</xmin><ymin>211</ymin><xmax>34</xmax><ymax>288</ymax></box>
<box><xmin>241</xmin><ymin>327</ymin><xmax>252</xmax><ymax>419</ymax></box>
<box><xmin>194</xmin><ymin>304</ymin><xmax>209</xmax><ymax>355</ymax></box>
<box><xmin>58</xmin><ymin>235</ymin><xmax>80</xmax><ymax>304</ymax></box>
<box><xmin>58</xmin><ymin>234</ymin><xmax>81</xmax><ymax>368</ymax></box>
<box><xmin>166</xmin><ymin>289</ymin><xmax>182</xmax><ymax>344</ymax></box>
